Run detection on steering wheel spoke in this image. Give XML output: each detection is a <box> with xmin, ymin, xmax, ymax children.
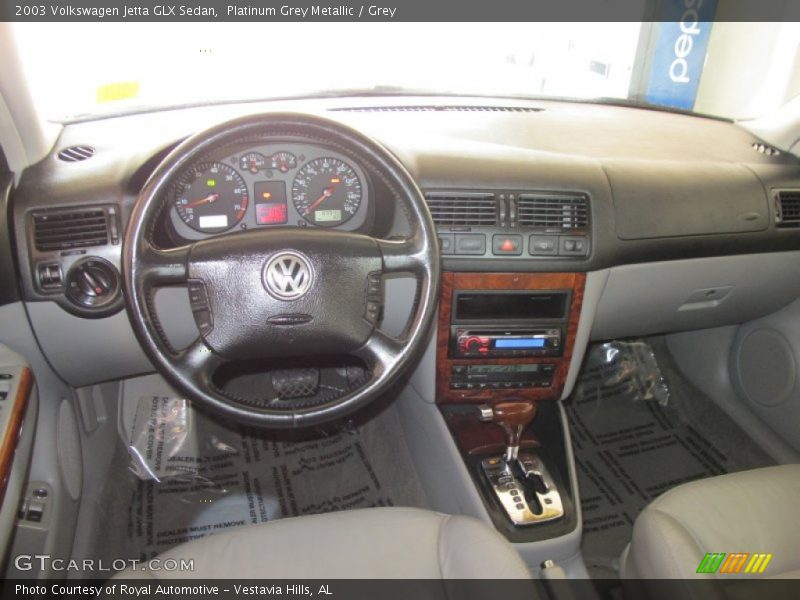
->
<box><xmin>377</xmin><ymin>237</ymin><xmax>426</xmax><ymax>275</ymax></box>
<box><xmin>174</xmin><ymin>338</ymin><xmax>224</xmax><ymax>382</ymax></box>
<box><xmin>140</xmin><ymin>242</ymin><xmax>190</xmax><ymax>286</ymax></box>
<box><xmin>355</xmin><ymin>329</ymin><xmax>405</xmax><ymax>375</ymax></box>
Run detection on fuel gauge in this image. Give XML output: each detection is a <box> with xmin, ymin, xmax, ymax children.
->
<box><xmin>270</xmin><ymin>151</ymin><xmax>297</xmax><ymax>173</ymax></box>
<box><xmin>240</xmin><ymin>152</ymin><xmax>267</xmax><ymax>174</ymax></box>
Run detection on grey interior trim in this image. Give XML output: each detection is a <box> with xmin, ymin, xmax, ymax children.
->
<box><xmin>67</xmin><ymin>380</ymin><xmax>123</xmax><ymax>570</ymax></box>
<box><xmin>409</xmin><ymin>329</ymin><xmax>437</xmax><ymax>403</ymax></box>
<box><xmin>25</xmin><ymin>302</ymin><xmax>153</xmax><ymax>387</ymax></box>
<box><xmin>396</xmin><ymin>380</ymin><xmax>491</xmax><ymax>520</ymax></box>
<box><xmin>562</xmin><ymin>269</ymin><xmax>608</xmax><ymax>400</ymax></box>
<box><xmin>666</xmin><ymin>326</ymin><xmax>800</xmax><ymax>463</ymax></box>
<box><xmin>0</xmin><ymin>344</ymin><xmax>38</xmax><ymax>569</ymax></box>
<box><xmin>0</xmin><ymin>24</ymin><xmax>60</xmax><ymax>176</ymax></box>
<box><xmin>728</xmin><ymin>297</ymin><xmax>800</xmax><ymax>452</ymax></box>
<box><xmin>0</xmin><ymin>302</ymin><xmax>81</xmax><ymax>579</ymax></box>
<box><xmin>592</xmin><ymin>252</ymin><xmax>800</xmax><ymax>341</ymax></box>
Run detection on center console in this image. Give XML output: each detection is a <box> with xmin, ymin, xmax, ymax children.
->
<box><xmin>436</xmin><ymin>271</ymin><xmax>585</xmax><ymax>541</ymax></box>
<box><xmin>437</xmin><ymin>272</ymin><xmax>585</xmax><ymax>403</ymax></box>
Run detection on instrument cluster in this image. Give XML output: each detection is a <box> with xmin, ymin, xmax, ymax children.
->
<box><xmin>169</xmin><ymin>142</ymin><xmax>371</xmax><ymax>240</ymax></box>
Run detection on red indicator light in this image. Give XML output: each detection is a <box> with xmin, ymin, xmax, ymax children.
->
<box><xmin>255</xmin><ymin>203</ymin><xmax>288</xmax><ymax>225</ymax></box>
<box><xmin>500</xmin><ymin>239</ymin><xmax>516</xmax><ymax>252</ymax></box>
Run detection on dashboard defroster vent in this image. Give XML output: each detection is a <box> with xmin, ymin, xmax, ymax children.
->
<box><xmin>56</xmin><ymin>145</ymin><xmax>95</xmax><ymax>162</ymax></box>
<box><xmin>332</xmin><ymin>106</ymin><xmax>543</xmax><ymax>114</ymax></box>
<box><xmin>775</xmin><ymin>190</ymin><xmax>800</xmax><ymax>228</ymax></box>
<box><xmin>424</xmin><ymin>192</ymin><xmax>498</xmax><ymax>227</ymax></box>
<box><xmin>32</xmin><ymin>208</ymin><xmax>110</xmax><ymax>251</ymax></box>
<box><xmin>752</xmin><ymin>142</ymin><xmax>780</xmax><ymax>157</ymax></box>
<box><xmin>517</xmin><ymin>194</ymin><xmax>590</xmax><ymax>231</ymax></box>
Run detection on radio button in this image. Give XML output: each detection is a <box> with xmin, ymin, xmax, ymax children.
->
<box><xmin>559</xmin><ymin>235</ymin><xmax>589</xmax><ymax>257</ymax></box>
<box><xmin>439</xmin><ymin>234</ymin><xmax>455</xmax><ymax>255</ymax></box>
<box><xmin>529</xmin><ymin>235</ymin><xmax>558</xmax><ymax>256</ymax></box>
<box><xmin>455</xmin><ymin>234</ymin><xmax>486</xmax><ymax>255</ymax></box>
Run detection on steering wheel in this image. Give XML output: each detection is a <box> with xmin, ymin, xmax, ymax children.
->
<box><xmin>123</xmin><ymin>113</ymin><xmax>440</xmax><ymax>428</ymax></box>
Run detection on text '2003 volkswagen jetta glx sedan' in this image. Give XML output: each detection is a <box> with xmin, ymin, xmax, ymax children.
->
<box><xmin>0</xmin><ymin>16</ymin><xmax>799</xmax><ymax>600</ymax></box>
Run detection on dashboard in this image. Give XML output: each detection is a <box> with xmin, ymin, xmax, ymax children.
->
<box><xmin>6</xmin><ymin>95</ymin><xmax>800</xmax><ymax>391</ymax></box>
<box><xmin>167</xmin><ymin>141</ymin><xmax>372</xmax><ymax>241</ymax></box>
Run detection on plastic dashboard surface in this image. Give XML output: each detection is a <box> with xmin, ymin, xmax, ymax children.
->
<box><xmin>9</xmin><ymin>96</ymin><xmax>800</xmax><ymax>316</ymax></box>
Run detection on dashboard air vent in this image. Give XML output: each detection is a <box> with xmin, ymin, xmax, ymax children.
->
<box><xmin>331</xmin><ymin>106</ymin><xmax>543</xmax><ymax>114</ymax></box>
<box><xmin>518</xmin><ymin>193</ymin><xmax>590</xmax><ymax>231</ymax></box>
<box><xmin>32</xmin><ymin>208</ymin><xmax>109</xmax><ymax>251</ymax></box>
<box><xmin>425</xmin><ymin>192</ymin><xmax>498</xmax><ymax>227</ymax></box>
<box><xmin>752</xmin><ymin>142</ymin><xmax>780</xmax><ymax>157</ymax></box>
<box><xmin>57</xmin><ymin>145</ymin><xmax>95</xmax><ymax>162</ymax></box>
<box><xmin>775</xmin><ymin>190</ymin><xmax>800</xmax><ymax>228</ymax></box>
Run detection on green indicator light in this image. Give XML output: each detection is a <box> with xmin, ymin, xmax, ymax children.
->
<box><xmin>206</xmin><ymin>179</ymin><xmax>216</xmax><ymax>187</ymax></box>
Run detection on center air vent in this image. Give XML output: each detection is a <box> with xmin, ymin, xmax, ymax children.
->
<box><xmin>425</xmin><ymin>193</ymin><xmax>498</xmax><ymax>226</ymax></box>
<box><xmin>57</xmin><ymin>145</ymin><xmax>95</xmax><ymax>162</ymax></box>
<box><xmin>517</xmin><ymin>194</ymin><xmax>590</xmax><ymax>231</ymax></box>
<box><xmin>32</xmin><ymin>208</ymin><xmax>111</xmax><ymax>252</ymax></box>
<box><xmin>775</xmin><ymin>190</ymin><xmax>800</xmax><ymax>228</ymax></box>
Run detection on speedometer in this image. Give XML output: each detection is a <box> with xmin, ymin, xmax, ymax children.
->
<box><xmin>174</xmin><ymin>162</ymin><xmax>249</xmax><ymax>233</ymax></box>
<box><xmin>292</xmin><ymin>158</ymin><xmax>362</xmax><ymax>227</ymax></box>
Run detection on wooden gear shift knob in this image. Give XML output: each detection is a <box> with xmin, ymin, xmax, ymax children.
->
<box><xmin>480</xmin><ymin>401</ymin><xmax>537</xmax><ymax>462</ymax></box>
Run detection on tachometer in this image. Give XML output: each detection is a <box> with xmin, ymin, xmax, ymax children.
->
<box><xmin>292</xmin><ymin>157</ymin><xmax>362</xmax><ymax>227</ymax></box>
<box><xmin>174</xmin><ymin>162</ymin><xmax>249</xmax><ymax>233</ymax></box>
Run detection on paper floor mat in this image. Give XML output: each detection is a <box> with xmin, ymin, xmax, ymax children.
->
<box><xmin>124</xmin><ymin>397</ymin><xmax>395</xmax><ymax>559</ymax></box>
<box><xmin>566</xmin><ymin>341</ymin><xmax>736</xmax><ymax>577</ymax></box>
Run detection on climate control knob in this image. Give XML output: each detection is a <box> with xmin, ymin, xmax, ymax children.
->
<box><xmin>65</xmin><ymin>257</ymin><xmax>121</xmax><ymax>308</ymax></box>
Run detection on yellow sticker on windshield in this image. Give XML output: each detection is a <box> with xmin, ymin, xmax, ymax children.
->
<box><xmin>96</xmin><ymin>81</ymin><xmax>140</xmax><ymax>103</ymax></box>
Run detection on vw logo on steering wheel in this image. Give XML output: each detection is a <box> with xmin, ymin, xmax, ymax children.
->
<box><xmin>263</xmin><ymin>251</ymin><xmax>313</xmax><ymax>300</ymax></box>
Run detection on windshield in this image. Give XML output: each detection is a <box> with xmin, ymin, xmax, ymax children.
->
<box><xmin>11</xmin><ymin>22</ymin><xmax>800</xmax><ymax>122</ymax></box>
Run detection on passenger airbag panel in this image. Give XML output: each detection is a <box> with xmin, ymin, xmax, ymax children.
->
<box><xmin>607</xmin><ymin>160</ymin><xmax>769</xmax><ymax>240</ymax></box>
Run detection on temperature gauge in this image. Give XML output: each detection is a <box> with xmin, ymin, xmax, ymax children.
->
<box><xmin>270</xmin><ymin>152</ymin><xmax>297</xmax><ymax>173</ymax></box>
<box><xmin>240</xmin><ymin>152</ymin><xmax>267</xmax><ymax>174</ymax></box>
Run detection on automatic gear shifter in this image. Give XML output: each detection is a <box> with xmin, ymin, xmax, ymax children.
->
<box><xmin>479</xmin><ymin>401</ymin><xmax>536</xmax><ymax>462</ymax></box>
<box><xmin>478</xmin><ymin>401</ymin><xmax>564</xmax><ymax>527</ymax></box>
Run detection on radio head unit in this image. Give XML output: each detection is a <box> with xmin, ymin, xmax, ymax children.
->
<box><xmin>449</xmin><ymin>290</ymin><xmax>569</xmax><ymax>359</ymax></box>
<box><xmin>454</xmin><ymin>327</ymin><xmax>562</xmax><ymax>358</ymax></box>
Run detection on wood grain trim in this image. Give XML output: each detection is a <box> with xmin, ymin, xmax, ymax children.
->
<box><xmin>0</xmin><ymin>367</ymin><xmax>33</xmax><ymax>508</ymax></box>
<box><xmin>442</xmin><ymin>409</ymin><xmax>541</xmax><ymax>456</ymax></box>
<box><xmin>436</xmin><ymin>272</ymin><xmax>586</xmax><ymax>404</ymax></box>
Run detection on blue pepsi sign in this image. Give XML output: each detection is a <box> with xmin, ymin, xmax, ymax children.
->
<box><xmin>645</xmin><ymin>0</ymin><xmax>718</xmax><ymax>110</ymax></box>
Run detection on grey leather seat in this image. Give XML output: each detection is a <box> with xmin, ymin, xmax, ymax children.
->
<box><xmin>621</xmin><ymin>464</ymin><xmax>800</xmax><ymax>581</ymax></box>
<box><xmin>114</xmin><ymin>507</ymin><xmax>532</xmax><ymax>579</ymax></box>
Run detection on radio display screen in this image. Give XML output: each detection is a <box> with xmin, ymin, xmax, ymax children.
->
<box><xmin>494</xmin><ymin>338</ymin><xmax>546</xmax><ymax>349</ymax></box>
<box><xmin>455</xmin><ymin>292</ymin><xmax>567</xmax><ymax>321</ymax></box>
